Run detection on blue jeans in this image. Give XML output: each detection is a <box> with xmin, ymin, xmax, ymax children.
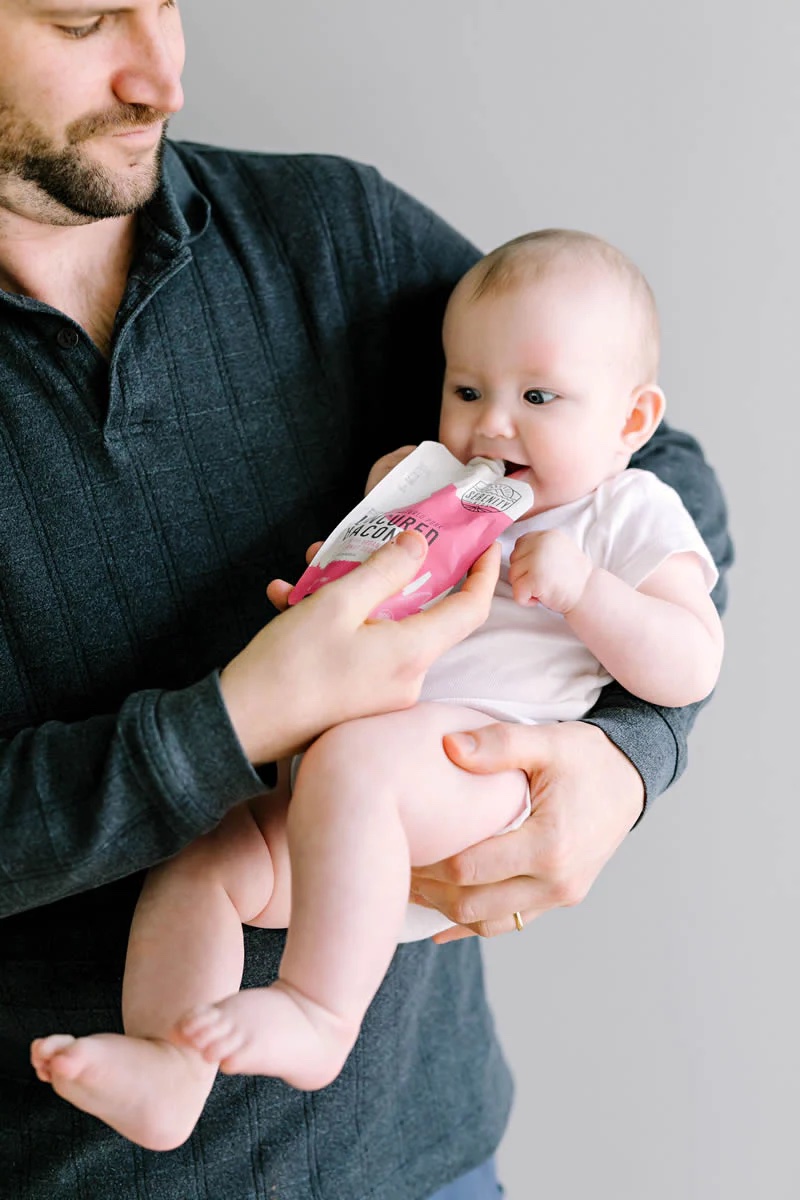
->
<box><xmin>428</xmin><ymin>1157</ymin><xmax>505</xmax><ymax>1199</ymax></box>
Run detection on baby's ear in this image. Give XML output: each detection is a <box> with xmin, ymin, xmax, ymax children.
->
<box><xmin>622</xmin><ymin>384</ymin><xmax>665</xmax><ymax>451</ymax></box>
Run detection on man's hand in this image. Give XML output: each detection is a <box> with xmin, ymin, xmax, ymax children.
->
<box><xmin>508</xmin><ymin>529</ymin><xmax>593</xmax><ymax>612</ymax></box>
<box><xmin>410</xmin><ymin>720</ymin><xmax>645</xmax><ymax>942</ymax></box>
<box><xmin>266</xmin><ymin>441</ymin><xmax>419</xmax><ymax>614</ymax></box>
<box><xmin>221</xmin><ymin>532</ymin><xmax>501</xmax><ymax>765</ymax></box>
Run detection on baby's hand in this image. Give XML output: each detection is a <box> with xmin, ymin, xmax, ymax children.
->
<box><xmin>508</xmin><ymin>529</ymin><xmax>593</xmax><ymax>614</ymax></box>
<box><xmin>365</xmin><ymin>445</ymin><xmax>417</xmax><ymax>494</ymax></box>
<box><xmin>266</xmin><ymin>540</ymin><xmax>325</xmax><ymax>612</ymax></box>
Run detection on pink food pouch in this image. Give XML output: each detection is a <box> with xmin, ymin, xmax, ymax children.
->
<box><xmin>288</xmin><ymin>441</ymin><xmax>534</xmax><ymax>620</ymax></box>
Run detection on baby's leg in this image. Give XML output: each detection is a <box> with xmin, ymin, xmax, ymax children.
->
<box><xmin>31</xmin><ymin>797</ymin><xmax>288</xmax><ymax>1150</ymax></box>
<box><xmin>177</xmin><ymin>703</ymin><xmax>526</xmax><ymax>1090</ymax></box>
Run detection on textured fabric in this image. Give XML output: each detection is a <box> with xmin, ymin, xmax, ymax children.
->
<box><xmin>586</xmin><ymin>427</ymin><xmax>734</xmax><ymax>803</ymax></box>
<box><xmin>0</xmin><ymin>143</ymin><xmax>732</xmax><ymax>1198</ymax></box>
<box><xmin>428</xmin><ymin>1158</ymin><xmax>504</xmax><ymax>1198</ymax></box>
<box><xmin>421</xmin><ymin>467</ymin><xmax>718</xmax><ymax>724</ymax></box>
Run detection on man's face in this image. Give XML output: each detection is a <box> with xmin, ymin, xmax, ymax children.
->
<box><xmin>0</xmin><ymin>1</ymin><xmax>185</xmax><ymax>222</ymax></box>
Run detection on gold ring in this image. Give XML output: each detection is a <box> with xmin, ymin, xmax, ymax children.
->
<box><xmin>512</xmin><ymin>911</ymin><xmax>524</xmax><ymax>932</ymax></box>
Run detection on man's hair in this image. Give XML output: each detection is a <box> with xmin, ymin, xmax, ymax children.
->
<box><xmin>468</xmin><ymin>228</ymin><xmax>660</xmax><ymax>382</ymax></box>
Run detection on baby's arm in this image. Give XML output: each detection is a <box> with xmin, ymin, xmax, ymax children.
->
<box><xmin>508</xmin><ymin>530</ymin><xmax>723</xmax><ymax>707</ymax></box>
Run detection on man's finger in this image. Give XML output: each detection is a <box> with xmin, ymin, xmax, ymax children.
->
<box><xmin>400</xmin><ymin>542</ymin><xmax>501</xmax><ymax>655</ymax></box>
<box><xmin>413</xmin><ymin>827</ymin><xmax>535</xmax><ymax>887</ymax></box>
<box><xmin>432</xmin><ymin>925</ymin><xmax>476</xmax><ymax>945</ymax></box>
<box><xmin>331</xmin><ymin>530</ymin><xmax>429</xmax><ymax>613</ymax></box>
<box><xmin>433</xmin><ymin>905</ymin><xmax>549</xmax><ymax>943</ymax></box>
<box><xmin>411</xmin><ymin>874</ymin><xmax>524</xmax><ymax>918</ymax></box>
<box><xmin>415</xmin><ymin>873</ymin><xmax>561</xmax><ymax>925</ymax></box>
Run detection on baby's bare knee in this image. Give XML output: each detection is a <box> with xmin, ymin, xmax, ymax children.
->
<box><xmin>298</xmin><ymin>719</ymin><xmax>374</xmax><ymax>778</ymax></box>
<box><xmin>293</xmin><ymin>718</ymin><xmax>391</xmax><ymax>817</ymax></box>
<box><xmin>151</xmin><ymin>806</ymin><xmax>275</xmax><ymax>921</ymax></box>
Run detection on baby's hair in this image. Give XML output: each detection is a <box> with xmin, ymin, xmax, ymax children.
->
<box><xmin>469</xmin><ymin>229</ymin><xmax>660</xmax><ymax>382</ymax></box>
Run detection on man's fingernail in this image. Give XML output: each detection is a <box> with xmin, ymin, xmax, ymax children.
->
<box><xmin>448</xmin><ymin>732</ymin><xmax>477</xmax><ymax>755</ymax></box>
<box><xmin>395</xmin><ymin>531</ymin><xmax>427</xmax><ymax>559</ymax></box>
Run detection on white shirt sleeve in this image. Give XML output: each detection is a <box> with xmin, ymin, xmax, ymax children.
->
<box><xmin>586</xmin><ymin>469</ymin><xmax>718</xmax><ymax>592</ymax></box>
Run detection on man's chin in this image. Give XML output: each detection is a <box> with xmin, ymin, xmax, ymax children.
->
<box><xmin>53</xmin><ymin>140</ymin><xmax>164</xmax><ymax>219</ymax></box>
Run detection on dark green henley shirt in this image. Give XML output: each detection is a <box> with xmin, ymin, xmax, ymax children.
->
<box><xmin>0</xmin><ymin>142</ymin><xmax>732</xmax><ymax>1199</ymax></box>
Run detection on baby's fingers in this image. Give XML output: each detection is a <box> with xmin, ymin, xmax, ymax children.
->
<box><xmin>267</xmin><ymin>542</ymin><xmax>323</xmax><ymax>612</ymax></box>
<box><xmin>507</xmin><ymin>562</ymin><xmax>538</xmax><ymax>607</ymax></box>
<box><xmin>266</xmin><ymin>579</ymin><xmax>294</xmax><ymax>612</ymax></box>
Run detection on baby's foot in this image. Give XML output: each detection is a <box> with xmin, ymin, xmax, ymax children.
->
<box><xmin>30</xmin><ymin>1032</ymin><xmax>216</xmax><ymax>1151</ymax></box>
<box><xmin>173</xmin><ymin>983</ymin><xmax>359</xmax><ymax>1091</ymax></box>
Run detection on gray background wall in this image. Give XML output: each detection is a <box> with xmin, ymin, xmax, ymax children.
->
<box><xmin>173</xmin><ymin>3</ymin><xmax>797</xmax><ymax>1197</ymax></box>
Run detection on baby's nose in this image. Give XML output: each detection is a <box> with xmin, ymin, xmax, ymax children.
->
<box><xmin>474</xmin><ymin>402</ymin><xmax>515</xmax><ymax>439</ymax></box>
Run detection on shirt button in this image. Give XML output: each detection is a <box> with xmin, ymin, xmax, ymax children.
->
<box><xmin>56</xmin><ymin>327</ymin><xmax>80</xmax><ymax>349</ymax></box>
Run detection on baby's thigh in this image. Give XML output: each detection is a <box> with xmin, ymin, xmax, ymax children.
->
<box><xmin>311</xmin><ymin>703</ymin><xmax>529</xmax><ymax>867</ymax></box>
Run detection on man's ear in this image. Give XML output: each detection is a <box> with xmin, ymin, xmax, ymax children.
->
<box><xmin>622</xmin><ymin>384</ymin><xmax>666</xmax><ymax>451</ymax></box>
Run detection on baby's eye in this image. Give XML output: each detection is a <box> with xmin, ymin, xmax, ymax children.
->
<box><xmin>523</xmin><ymin>389</ymin><xmax>557</xmax><ymax>406</ymax></box>
<box><xmin>455</xmin><ymin>386</ymin><xmax>481</xmax><ymax>403</ymax></box>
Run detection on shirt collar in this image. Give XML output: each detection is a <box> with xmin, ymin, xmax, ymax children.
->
<box><xmin>0</xmin><ymin>140</ymin><xmax>211</xmax><ymax>312</ymax></box>
<box><xmin>137</xmin><ymin>140</ymin><xmax>211</xmax><ymax>252</ymax></box>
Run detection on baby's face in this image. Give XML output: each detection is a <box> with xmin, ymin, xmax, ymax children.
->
<box><xmin>439</xmin><ymin>267</ymin><xmax>643</xmax><ymax>515</ymax></box>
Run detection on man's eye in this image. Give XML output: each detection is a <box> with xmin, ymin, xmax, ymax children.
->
<box><xmin>523</xmin><ymin>389</ymin><xmax>557</xmax><ymax>406</ymax></box>
<box><xmin>58</xmin><ymin>20</ymin><xmax>104</xmax><ymax>38</ymax></box>
<box><xmin>59</xmin><ymin>0</ymin><xmax>177</xmax><ymax>36</ymax></box>
<box><xmin>455</xmin><ymin>387</ymin><xmax>481</xmax><ymax>402</ymax></box>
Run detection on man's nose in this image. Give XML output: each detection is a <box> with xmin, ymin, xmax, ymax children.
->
<box><xmin>111</xmin><ymin>19</ymin><xmax>185</xmax><ymax>115</ymax></box>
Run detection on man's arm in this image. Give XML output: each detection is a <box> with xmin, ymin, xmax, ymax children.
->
<box><xmin>0</xmin><ymin>534</ymin><xmax>499</xmax><ymax>918</ymax></box>
<box><xmin>0</xmin><ymin>674</ymin><xmax>261</xmax><ymax>918</ymax></box>
<box><xmin>0</xmin><ymin>154</ymin><xmax>487</xmax><ymax>922</ymax></box>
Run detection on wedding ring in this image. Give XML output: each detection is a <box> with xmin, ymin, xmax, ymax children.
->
<box><xmin>512</xmin><ymin>911</ymin><xmax>524</xmax><ymax>932</ymax></box>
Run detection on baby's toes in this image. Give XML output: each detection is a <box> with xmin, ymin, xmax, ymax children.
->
<box><xmin>30</xmin><ymin>1034</ymin><xmax>77</xmax><ymax>1080</ymax></box>
<box><xmin>176</xmin><ymin>1006</ymin><xmax>233</xmax><ymax>1052</ymax></box>
<box><xmin>200</xmin><ymin>1025</ymin><xmax>247</xmax><ymax>1066</ymax></box>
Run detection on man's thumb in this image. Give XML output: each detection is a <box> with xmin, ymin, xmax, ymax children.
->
<box><xmin>342</xmin><ymin>530</ymin><xmax>429</xmax><ymax>608</ymax></box>
<box><xmin>443</xmin><ymin>723</ymin><xmax>522</xmax><ymax>775</ymax></box>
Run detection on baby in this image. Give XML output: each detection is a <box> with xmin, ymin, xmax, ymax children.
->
<box><xmin>31</xmin><ymin>229</ymin><xmax>723</xmax><ymax>1150</ymax></box>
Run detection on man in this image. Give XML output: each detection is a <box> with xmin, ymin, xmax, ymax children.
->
<box><xmin>0</xmin><ymin>3</ymin><xmax>732</xmax><ymax>1197</ymax></box>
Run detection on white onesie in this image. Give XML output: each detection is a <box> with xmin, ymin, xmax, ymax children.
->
<box><xmin>400</xmin><ymin>468</ymin><xmax>718</xmax><ymax>940</ymax></box>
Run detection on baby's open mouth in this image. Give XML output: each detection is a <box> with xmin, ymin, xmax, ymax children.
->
<box><xmin>503</xmin><ymin>461</ymin><xmax>526</xmax><ymax>475</ymax></box>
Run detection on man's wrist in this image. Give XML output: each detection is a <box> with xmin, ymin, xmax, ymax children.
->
<box><xmin>581</xmin><ymin>695</ymin><xmax>682</xmax><ymax>819</ymax></box>
<box><xmin>218</xmin><ymin>657</ymin><xmax>283</xmax><ymax>766</ymax></box>
<box><xmin>584</xmin><ymin>721</ymin><xmax>645</xmax><ymax>825</ymax></box>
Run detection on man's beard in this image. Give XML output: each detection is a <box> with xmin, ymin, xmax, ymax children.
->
<box><xmin>0</xmin><ymin>101</ymin><xmax>169</xmax><ymax>221</ymax></box>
